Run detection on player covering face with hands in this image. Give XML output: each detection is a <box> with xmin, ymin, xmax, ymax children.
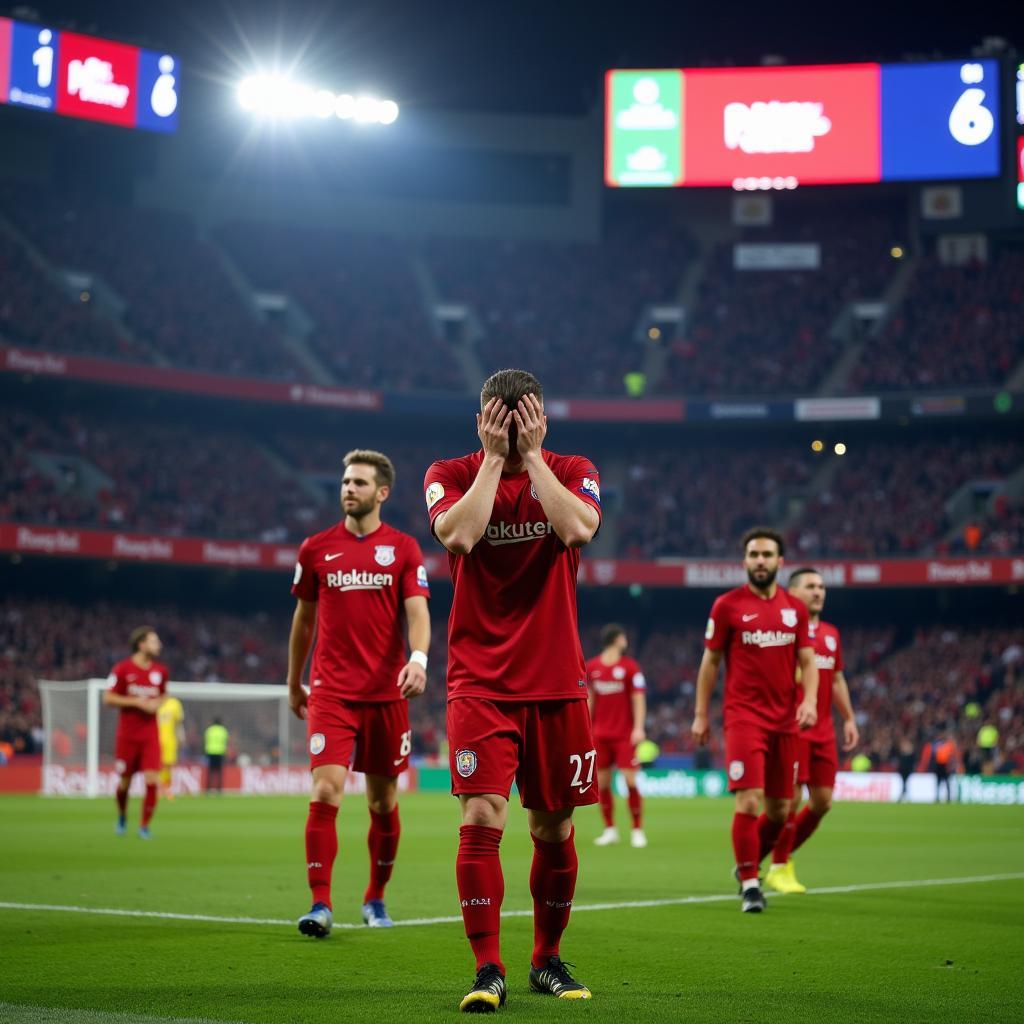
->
<box><xmin>425</xmin><ymin>369</ymin><xmax>602</xmax><ymax>1012</ymax></box>
<box><xmin>692</xmin><ymin>528</ymin><xmax>819</xmax><ymax>913</ymax></box>
<box><xmin>289</xmin><ymin>449</ymin><xmax>430</xmax><ymax>936</ymax></box>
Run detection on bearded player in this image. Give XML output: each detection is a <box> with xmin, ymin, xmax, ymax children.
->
<box><xmin>587</xmin><ymin>624</ymin><xmax>648</xmax><ymax>848</ymax></box>
<box><xmin>103</xmin><ymin>626</ymin><xmax>169</xmax><ymax>838</ymax></box>
<box><xmin>765</xmin><ymin>567</ymin><xmax>859</xmax><ymax>893</ymax></box>
<box><xmin>425</xmin><ymin>369</ymin><xmax>601</xmax><ymax>1012</ymax></box>
<box><xmin>289</xmin><ymin>449</ymin><xmax>430</xmax><ymax>936</ymax></box>
<box><xmin>691</xmin><ymin>528</ymin><xmax>819</xmax><ymax>913</ymax></box>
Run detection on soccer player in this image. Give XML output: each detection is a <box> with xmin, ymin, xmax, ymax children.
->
<box><xmin>157</xmin><ymin>694</ymin><xmax>185</xmax><ymax>799</ymax></box>
<box><xmin>765</xmin><ymin>568</ymin><xmax>859</xmax><ymax>894</ymax></box>
<box><xmin>288</xmin><ymin>449</ymin><xmax>430</xmax><ymax>937</ymax></box>
<box><xmin>102</xmin><ymin>626</ymin><xmax>168</xmax><ymax>838</ymax></box>
<box><xmin>587</xmin><ymin>624</ymin><xmax>648</xmax><ymax>848</ymax></box>
<box><xmin>425</xmin><ymin>368</ymin><xmax>601</xmax><ymax>1012</ymax></box>
<box><xmin>691</xmin><ymin>528</ymin><xmax>819</xmax><ymax>913</ymax></box>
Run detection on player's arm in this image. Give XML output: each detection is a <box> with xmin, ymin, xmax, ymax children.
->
<box><xmin>692</xmin><ymin>648</ymin><xmax>723</xmax><ymax>745</ymax></box>
<box><xmin>287</xmin><ymin>598</ymin><xmax>317</xmax><ymax>720</ymax></box>
<box><xmin>514</xmin><ymin>394</ymin><xmax>599</xmax><ymax>547</ymax></box>
<box><xmin>103</xmin><ymin>691</ymin><xmax>160</xmax><ymax>713</ymax></box>
<box><xmin>434</xmin><ymin>397</ymin><xmax>511</xmax><ymax>555</ymax></box>
<box><xmin>630</xmin><ymin>689</ymin><xmax>647</xmax><ymax>747</ymax></box>
<box><xmin>832</xmin><ymin>670</ymin><xmax>859</xmax><ymax>751</ymax></box>
<box><xmin>397</xmin><ymin>595</ymin><xmax>430</xmax><ymax>699</ymax></box>
<box><xmin>796</xmin><ymin>646</ymin><xmax>819</xmax><ymax>729</ymax></box>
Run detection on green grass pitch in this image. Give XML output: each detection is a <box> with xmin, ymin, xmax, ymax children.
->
<box><xmin>2</xmin><ymin>793</ymin><xmax>1022</xmax><ymax>1023</ymax></box>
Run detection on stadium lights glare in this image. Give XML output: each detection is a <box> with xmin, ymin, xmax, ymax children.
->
<box><xmin>811</xmin><ymin>439</ymin><xmax>824</xmax><ymax>453</ymax></box>
<box><xmin>834</xmin><ymin>442</ymin><xmax>848</xmax><ymax>456</ymax></box>
<box><xmin>236</xmin><ymin>75</ymin><xmax>399</xmax><ymax>124</ymax></box>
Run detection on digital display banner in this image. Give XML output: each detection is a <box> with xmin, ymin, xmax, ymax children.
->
<box><xmin>0</xmin><ymin>16</ymin><xmax>178</xmax><ymax>132</ymax></box>
<box><xmin>607</xmin><ymin>60</ymin><xmax>999</xmax><ymax>188</ymax></box>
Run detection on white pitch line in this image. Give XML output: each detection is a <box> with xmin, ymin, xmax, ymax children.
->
<box><xmin>1</xmin><ymin>873</ymin><xmax>1021</xmax><ymax>931</ymax></box>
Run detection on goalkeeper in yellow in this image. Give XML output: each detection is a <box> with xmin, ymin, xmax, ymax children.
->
<box><xmin>157</xmin><ymin>695</ymin><xmax>185</xmax><ymax>799</ymax></box>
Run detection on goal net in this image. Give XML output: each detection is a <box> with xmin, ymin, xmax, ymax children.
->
<box><xmin>38</xmin><ymin>680</ymin><xmax>309</xmax><ymax>797</ymax></box>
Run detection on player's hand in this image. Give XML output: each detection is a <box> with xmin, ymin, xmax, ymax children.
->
<box><xmin>397</xmin><ymin>661</ymin><xmax>426</xmax><ymax>699</ymax></box>
<box><xmin>513</xmin><ymin>393</ymin><xmax>547</xmax><ymax>458</ymax></box>
<box><xmin>477</xmin><ymin>396</ymin><xmax>512</xmax><ymax>459</ymax></box>
<box><xmin>139</xmin><ymin>697</ymin><xmax>162</xmax><ymax>715</ymax></box>
<box><xmin>630</xmin><ymin>727</ymin><xmax>646</xmax><ymax>747</ymax></box>
<box><xmin>691</xmin><ymin>712</ymin><xmax>710</xmax><ymax>746</ymax></box>
<box><xmin>796</xmin><ymin>699</ymin><xmax>818</xmax><ymax>730</ymax></box>
<box><xmin>842</xmin><ymin>717</ymin><xmax>860</xmax><ymax>751</ymax></box>
<box><xmin>288</xmin><ymin>684</ymin><xmax>309</xmax><ymax>721</ymax></box>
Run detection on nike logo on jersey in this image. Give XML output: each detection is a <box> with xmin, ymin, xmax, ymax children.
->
<box><xmin>393</xmin><ymin>758</ymin><xmax>404</xmax><ymax>766</ymax></box>
<box><xmin>742</xmin><ymin>614</ymin><xmax>758</xmax><ymax>622</ymax></box>
<box><xmin>577</xmin><ymin>784</ymin><xmax>594</xmax><ymax>794</ymax></box>
<box><xmin>324</xmin><ymin>553</ymin><xmax>343</xmax><ymax>561</ymax></box>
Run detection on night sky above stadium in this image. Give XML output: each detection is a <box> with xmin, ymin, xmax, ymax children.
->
<box><xmin>13</xmin><ymin>0</ymin><xmax>1021</xmax><ymax>116</ymax></box>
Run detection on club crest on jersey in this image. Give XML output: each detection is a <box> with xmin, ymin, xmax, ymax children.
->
<box><xmin>781</xmin><ymin>608</ymin><xmax>798</xmax><ymax>628</ymax></box>
<box><xmin>417</xmin><ymin>564</ymin><xmax>429</xmax><ymax>588</ymax></box>
<box><xmin>310</xmin><ymin>733</ymin><xmax>326</xmax><ymax>756</ymax></box>
<box><xmin>374</xmin><ymin>545</ymin><xmax>396</xmax><ymax>567</ymax></box>
<box><xmin>455</xmin><ymin>749</ymin><xmax>478</xmax><ymax>778</ymax></box>
<box><xmin>149</xmin><ymin>670</ymin><xmax>162</xmax><ymax>685</ymax></box>
<box><xmin>729</xmin><ymin>760</ymin><xmax>745</xmax><ymax>781</ymax></box>
<box><xmin>825</xmin><ymin>634</ymin><xmax>837</xmax><ymax>652</ymax></box>
<box><xmin>425</xmin><ymin>482</ymin><xmax>445</xmax><ymax>508</ymax></box>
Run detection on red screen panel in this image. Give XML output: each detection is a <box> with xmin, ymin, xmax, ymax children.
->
<box><xmin>55</xmin><ymin>31</ymin><xmax>139</xmax><ymax>128</ymax></box>
<box><xmin>682</xmin><ymin>64</ymin><xmax>881</xmax><ymax>186</ymax></box>
<box><xmin>0</xmin><ymin>17</ymin><xmax>12</xmax><ymax>104</ymax></box>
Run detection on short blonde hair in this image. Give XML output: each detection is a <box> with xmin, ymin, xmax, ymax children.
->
<box><xmin>343</xmin><ymin>449</ymin><xmax>395</xmax><ymax>490</ymax></box>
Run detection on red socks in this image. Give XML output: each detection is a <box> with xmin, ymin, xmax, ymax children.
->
<box><xmin>756</xmin><ymin>813</ymin><xmax>785</xmax><ymax>863</ymax></box>
<box><xmin>732</xmin><ymin>812</ymin><xmax>760</xmax><ymax>881</ymax></box>
<box><xmin>306</xmin><ymin>800</ymin><xmax>339</xmax><ymax>909</ymax></box>
<box><xmin>456</xmin><ymin>825</ymin><xmax>505</xmax><ymax>973</ymax></box>
<box><xmin>364</xmin><ymin>806</ymin><xmax>401</xmax><ymax>903</ymax></box>
<box><xmin>141</xmin><ymin>784</ymin><xmax>157</xmax><ymax>827</ymax></box>
<box><xmin>598</xmin><ymin>789</ymin><xmax>614</xmax><ymax>828</ymax></box>
<box><xmin>116</xmin><ymin>788</ymin><xmax>128</xmax><ymax>817</ymax></box>
<box><xmin>771</xmin><ymin>810</ymin><xmax>797</xmax><ymax>865</ymax></box>
<box><xmin>530</xmin><ymin>828</ymin><xmax>579</xmax><ymax>969</ymax></box>
<box><xmin>627</xmin><ymin>785</ymin><xmax>643</xmax><ymax>829</ymax></box>
<box><xmin>791</xmin><ymin>806</ymin><xmax>824</xmax><ymax>854</ymax></box>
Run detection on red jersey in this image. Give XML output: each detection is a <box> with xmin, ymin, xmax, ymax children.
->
<box><xmin>292</xmin><ymin>520</ymin><xmax>429</xmax><ymax>703</ymax></box>
<box><xmin>800</xmin><ymin>619</ymin><xmax>843</xmax><ymax>744</ymax></box>
<box><xmin>425</xmin><ymin>448</ymin><xmax>602</xmax><ymax>702</ymax></box>
<box><xmin>106</xmin><ymin>658</ymin><xmax>168</xmax><ymax>740</ymax></box>
<box><xmin>587</xmin><ymin>655</ymin><xmax>646</xmax><ymax>739</ymax></box>
<box><xmin>704</xmin><ymin>585</ymin><xmax>812</xmax><ymax>733</ymax></box>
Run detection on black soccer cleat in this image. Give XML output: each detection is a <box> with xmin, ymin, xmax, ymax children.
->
<box><xmin>459</xmin><ymin>962</ymin><xmax>507</xmax><ymax>1013</ymax></box>
<box><xmin>529</xmin><ymin>956</ymin><xmax>592</xmax><ymax>1000</ymax></box>
<box><xmin>741</xmin><ymin>886</ymin><xmax>767</xmax><ymax>913</ymax></box>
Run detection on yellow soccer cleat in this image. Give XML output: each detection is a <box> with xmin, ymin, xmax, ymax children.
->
<box><xmin>765</xmin><ymin>862</ymin><xmax>799</xmax><ymax>894</ymax></box>
<box><xmin>785</xmin><ymin>860</ymin><xmax>807</xmax><ymax>894</ymax></box>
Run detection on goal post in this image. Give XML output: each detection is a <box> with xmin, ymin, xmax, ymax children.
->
<box><xmin>38</xmin><ymin>680</ymin><xmax>305</xmax><ymax>797</ymax></box>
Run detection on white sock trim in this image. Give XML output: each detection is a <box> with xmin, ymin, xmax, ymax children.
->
<box><xmin>741</xmin><ymin>877</ymin><xmax>760</xmax><ymax>892</ymax></box>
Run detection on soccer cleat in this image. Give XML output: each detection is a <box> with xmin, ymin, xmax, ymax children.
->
<box><xmin>138</xmin><ymin>827</ymin><xmax>152</xmax><ymax>840</ymax></box>
<box><xmin>362</xmin><ymin>899</ymin><xmax>394</xmax><ymax>928</ymax></box>
<box><xmin>529</xmin><ymin>957</ymin><xmax>592</xmax><ymax>1000</ymax></box>
<box><xmin>741</xmin><ymin>886</ymin><xmax>766</xmax><ymax>913</ymax></box>
<box><xmin>297</xmin><ymin>902</ymin><xmax>333</xmax><ymax>938</ymax></box>
<box><xmin>785</xmin><ymin>860</ymin><xmax>807</xmax><ymax>893</ymax></box>
<box><xmin>459</xmin><ymin>962</ymin><xmax>506</xmax><ymax>1013</ymax></box>
<box><xmin>630</xmin><ymin>828</ymin><xmax>648</xmax><ymax>848</ymax></box>
<box><xmin>593</xmin><ymin>827</ymin><xmax>620</xmax><ymax>846</ymax></box>
<box><xmin>115</xmin><ymin>817</ymin><xmax>126</xmax><ymax>837</ymax></box>
<box><xmin>765</xmin><ymin>861</ymin><xmax>807</xmax><ymax>894</ymax></box>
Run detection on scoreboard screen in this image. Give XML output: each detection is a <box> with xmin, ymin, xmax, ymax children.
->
<box><xmin>606</xmin><ymin>60</ymin><xmax>1000</xmax><ymax>188</ymax></box>
<box><xmin>0</xmin><ymin>16</ymin><xmax>178</xmax><ymax>133</ymax></box>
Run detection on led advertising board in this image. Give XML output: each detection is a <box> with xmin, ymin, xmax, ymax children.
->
<box><xmin>0</xmin><ymin>16</ymin><xmax>178</xmax><ymax>132</ymax></box>
<box><xmin>607</xmin><ymin>60</ymin><xmax>999</xmax><ymax>188</ymax></box>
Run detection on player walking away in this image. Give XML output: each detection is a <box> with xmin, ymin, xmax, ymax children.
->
<box><xmin>425</xmin><ymin>369</ymin><xmax>601</xmax><ymax>1012</ymax></box>
<box><xmin>204</xmin><ymin>718</ymin><xmax>228</xmax><ymax>794</ymax></box>
<box><xmin>587</xmin><ymin>624</ymin><xmax>648</xmax><ymax>848</ymax></box>
<box><xmin>102</xmin><ymin>626</ymin><xmax>168</xmax><ymax>838</ymax></box>
<box><xmin>765</xmin><ymin>568</ymin><xmax>859</xmax><ymax>894</ymax></box>
<box><xmin>157</xmin><ymin>695</ymin><xmax>185</xmax><ymax>800</ymax></box>
<box><xmin>289</xmin><ymin>449</ymin><xmax>430</xmax><ymax>937</ymax></box>
<box><xmin>691</xmin><ymin>528</ymin><xmax>819</xmax><ymax>913</ymax></box>
<box><xmin>896</xmin><ymin>736</ymin><xmax>917</xmax><ymax>801</ymax></box>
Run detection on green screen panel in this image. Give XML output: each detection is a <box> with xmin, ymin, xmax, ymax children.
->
<box><xmin>605</xmin><ymin>70</ymin><xmax>683</xmax><ymax>187</ymax></box>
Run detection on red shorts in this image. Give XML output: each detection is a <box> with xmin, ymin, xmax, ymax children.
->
<box><xmin>115</xmin><ymin>730</ymin><xmax>161</xmax><ymax>776</ymax></box>
<box><xmin>307</xmin><ymin>699</ymin><xmax>411</xmax><ymax>777</ymax></box>
<box><xmin>797</xmin><ymin>736</ymin><xmax>839</xmax><ymax>789</ymax></box>
<box><xmin>595</xmin><ymin>735</ymin><xmax>637</xmax><ymax>771</ymax></box>
<box><xmin>724</xmin><ymin>722</ymin><xmax>798</xmax><ymax>799</ymax></box>
<box><xmin>447</xmin><ymin>697</ymin><xmax>598</xmax><ymax>812</ymax></box>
